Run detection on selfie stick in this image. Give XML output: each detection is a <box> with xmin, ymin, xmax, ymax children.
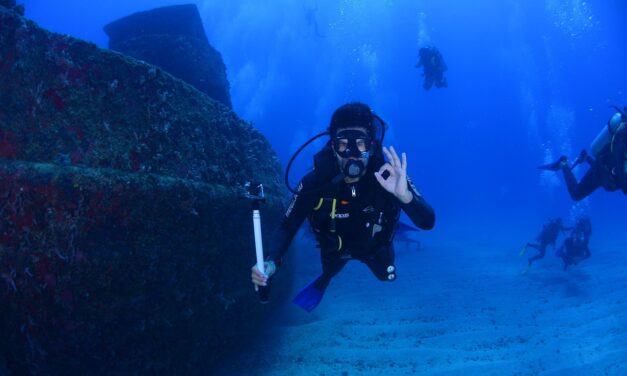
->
<box><xmin>246</xmin><ymin>182</ymin><xmax>270</xmax><ymax>303</ymax></box>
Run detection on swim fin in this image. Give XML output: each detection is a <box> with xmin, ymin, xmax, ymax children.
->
<box><xmin>292</xmin><ymin>275</ymin><xmax>327</xmax><ymax>312</ymax></box>
<box><xmin>536</xmin><ymin>156</ymin><xmax>567</xmax><ymax>171</ymax></box>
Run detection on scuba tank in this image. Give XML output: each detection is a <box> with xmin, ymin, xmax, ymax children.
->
<box><xmin>590</xmin><ymin>108</ymin><xmax>627</xmax><ymax>188</ymax></box>
<box><xmin>590</xmin><ymin>110</ymin><xmax>626</xmax><ymax>157</ymax></box>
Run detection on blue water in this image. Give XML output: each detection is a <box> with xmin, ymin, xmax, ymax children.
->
<box><xmin>21</xmin><ymin>0</ymin><xmax>627</xmax><ymax>373</ymax></box>
<box><xmin>24</xmin><ymin>0</ymin><xmax>627</xmax><ymax>234</ymax></box>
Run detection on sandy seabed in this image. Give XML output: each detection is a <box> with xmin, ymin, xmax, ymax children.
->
<box><xmin>215</xmin><ymin>235</ymin><xmax>627</xmax><ymax>376</ymax></box>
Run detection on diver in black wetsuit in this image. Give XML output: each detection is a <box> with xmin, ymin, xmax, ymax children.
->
<box><xmin>555</xmin><ymin>216</ymin><xmax>592</xmax><ymax>271</ymax></box>
<box><xmin>524</xmin><ymin>218</ymin><xmax>571</xmax><ymax>267</ymax></box>
<box><xmin>304</xmin><ymin>1</ymin><xmax>324</xmax><ymax>38</ymax></box>
<box><xmin>415</xmin><ymin>47</ymin><xmax>448</xmax><ymax>90</ymax></box>
<box><xmin>250</xmin><ymin>103</ymin><xmax>435</xmax><ymax>311</ymax></box>
<box><xmin>539</xmin><ymin>108</ymin><xmax>627</xmax><ymax>201</ymax></box>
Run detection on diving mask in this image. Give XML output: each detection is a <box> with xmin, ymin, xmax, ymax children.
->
<box><xmin>332</xmin><ymin>129</ymin><xmax>372</xmax><ymax>159</ymax></box>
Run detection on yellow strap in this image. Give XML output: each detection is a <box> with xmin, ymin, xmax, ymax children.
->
<box><xmin>330</xmin><ymin>198</ymin><xmax>337</xmax><ymax>233</ymax></box>
<box><xmin>313</xmin><ymin>198</ymin><xmax>324</xmax><ymax>211</ymax></box>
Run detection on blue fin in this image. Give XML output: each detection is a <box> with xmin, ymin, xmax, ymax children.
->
<box><xmin>292</xmin><ymin>276</ymin><xmax>326</xmax><ymax>312</ymax></box>
<box><xmin>396</xmin><ymin>220</ymin><xmax>420</xmax><ymax>234</ymax></box>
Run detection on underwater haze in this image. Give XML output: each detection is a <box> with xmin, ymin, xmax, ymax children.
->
<box><xmin>21</xmin><ymin>0</ymin><xmax>627</xmax><ymax>374</ymax></box>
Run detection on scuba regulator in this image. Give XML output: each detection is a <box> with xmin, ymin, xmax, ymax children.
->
<box><xmin>331</xmin><ymin>129</ymin><xmax>373</xmax><ymax>179</ymax></box>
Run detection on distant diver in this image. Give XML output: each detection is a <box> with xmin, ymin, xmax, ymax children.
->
<box><xmin>521</xmin><ymin>217</ymin><xmax>571</xmax><ymax>273</ymax></box>
<box><xmin>538</xmin><ymin>107</ymin><xmax>627</xmax><ymax>200</ymax></box>
<box><xmin>556</xmin><ymin>217</ymin><xmax>592</xmax><ymax>271</ymax></box>
<box><xmin>304</xmin><ymin>1</ymin><xmax>325</xmax><ymax>38</ymax></box>
<box><xmin>415</xmin><ymin>46</ymin><xmax>448</xmax><ymax>90</ymax></box>
<box><xmin>250</xmin><ymin>102</ymin><xmax>435</xmax><ymax>312</ymax></box>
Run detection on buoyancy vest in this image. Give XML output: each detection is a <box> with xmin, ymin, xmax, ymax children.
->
<box><xmin>307</xmin><ymin>174</ymin><xmax>400</xmax><ymax>259</ymax></box>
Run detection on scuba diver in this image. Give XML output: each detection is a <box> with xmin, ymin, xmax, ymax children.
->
<box><xmin>250</xmin><ymin>102</ymin><xmax>435</xmax><ymax>312</ymax></box>
<box><xmin>415</xmin><ymin>46</ymin><xmax>448</xmax><ymax>91</ymax></box>
<box><xmin>304</xmin><ymin>1</ymin><xmax>324</xmax><ymax>38</ymax></box>
<box><xmin>538</xmin><ymin>107</ymin><xmax>627</xmax><ymax>201</ymax></box>
<box><xmin>522</xmin><ymin>217</ymin><xmax>571</xmax><ymax>271</ymax></box>
<box><xmin>555</xmin><ymin>219</ymin><xmax>592</xmax><ymax>271</ymax></box>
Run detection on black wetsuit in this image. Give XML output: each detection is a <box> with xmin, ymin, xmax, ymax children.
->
<box><xmin>527</xmin><ymin>221</ymin><xmax>569</xmax><ymax>265</ymax></box>
<box><xmin>267</xmin><ymin>168</ymin><xmax>435</xmax><ymax>290</ymax></box>
<box><xmin>416</xmin><ymin>47</ymin><xmax>448</xmax><ymax>91</ymax></box>
<box><xmin>561</xmin><ymin>127</ymin><xmax>627</xmax><ymax>201</ymax></box>
<box><xmin>556</xmin><ymin>236</ymin><xmax>591</xmax><ymax>271</ymax></box>
<box><xmin>561</xmin><ymin>154</ymin><xmax>620</xmax><ymax>201</ymax></box>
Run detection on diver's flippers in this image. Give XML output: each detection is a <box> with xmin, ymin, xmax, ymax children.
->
<box><xmin>292</xmin><ymin>276</ymin><xmax>327</xmax><ymax>312</ymax></box>
<box><xmin>537</xmin><ymin>156</ymin><xmax>567</xmax><ymax>171</ymax></box>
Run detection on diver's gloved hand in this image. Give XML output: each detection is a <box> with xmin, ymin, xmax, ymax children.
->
<box><xmin>251</xmin><ymin>261</ymin><xmax>276</xmax><ymax>291</ymax></box>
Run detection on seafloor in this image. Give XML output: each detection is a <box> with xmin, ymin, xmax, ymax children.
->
<box><xmin>215</xmin><ymin>229</ymin><xmax>627</xmax><ymax>376</ymax></box>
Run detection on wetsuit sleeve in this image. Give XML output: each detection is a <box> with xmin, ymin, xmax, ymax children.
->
<box><xmin>266</xmin><ymin>172</ymin><xmax>317</xmax><ymax>264</ymax></box>
<box><xmin>399</xmin><ymin>175</ymin><xmax>435</xmax><ymax>230</ymax></box>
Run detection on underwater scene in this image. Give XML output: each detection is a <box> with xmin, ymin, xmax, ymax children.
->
<box><xmin>1</xmin><ymin>0</ymin><xmax>627</xmax><ymax>374</ymax></box>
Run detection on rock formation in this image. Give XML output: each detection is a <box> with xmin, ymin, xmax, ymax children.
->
<box><xmin>104</xmin><ymin>4</ymin><xmax>233</xmax><ymax>109</ymax></box>
<box><xmin>0</xmin><ymin>6</ymin><xmax>287</xmax><ymax>374</ymax></box>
